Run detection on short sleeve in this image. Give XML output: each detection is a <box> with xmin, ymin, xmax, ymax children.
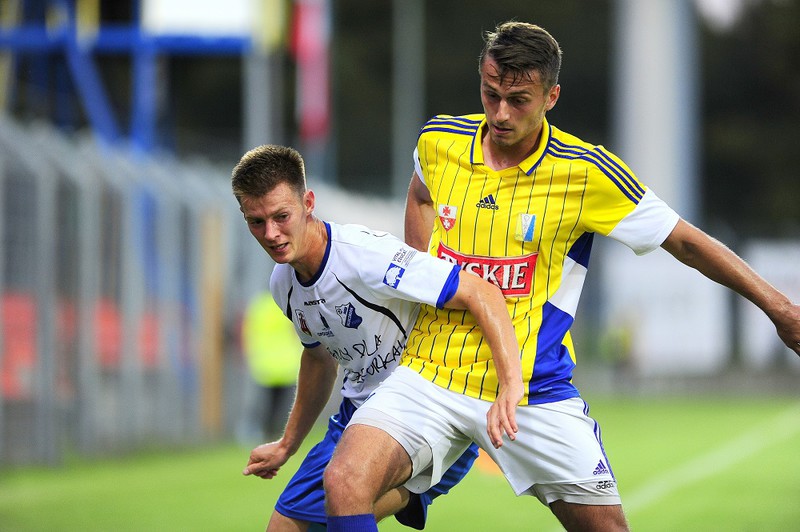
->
<box><xmin>607</xmin><ymin>189</ymin><xmax>680</xmax><ymax>255</ymax></box>
<box><xmin>413</xmin><ymin>146</ymin><xmax>426</xmax><ymax>187</ymax></box>
<box><xmin>360</xmin><ymin>234</ymin><xmax>459</xmax><ymax>308</ymax></box>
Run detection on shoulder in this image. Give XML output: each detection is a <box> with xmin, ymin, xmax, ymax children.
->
<box><xmin>269</xmin><ymin>264</ymin><xmax>294</xmax><ymax>315</ymax></box>
<box><xmin>547</xmin><ymin>125</ymin><xmax>634</xmax><ymax>177</ymax></box>
<box><xmin>418</xmin><ymin>113</ymin><xmax>484</xmax><ymax>141</ymax></box>
<box><xmin>269</xmin><ymin>263</ymin><xmax>293</xmax><ymax>288</ymax></box>
<box><xmin>547</xmin><ymin>125</ymin><xmax>604</xmax><ymax>158</ymax></box>
<box><xmin>330</xmin><ymin>223</ymin><xmax>407</xmax><ymax>264</ymax></box>
<box><xmin>331</xmin><ymin>222</ymin><xmax>399</xmax><ymax>247</ymax></box>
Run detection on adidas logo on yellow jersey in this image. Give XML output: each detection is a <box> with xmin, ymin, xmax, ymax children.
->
<box><xmin>476</xmin><ymin>194</ymin><xmax>499</xmax><ymax>210</ymax></box>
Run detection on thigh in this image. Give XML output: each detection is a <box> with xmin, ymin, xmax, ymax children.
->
<box><xmin>327</xmin><ymin>423</ymin><xmax>414</xmax><ymax>508</ymax></box>
<box><xmin>332</xmin><ymin>422</ymin><xmax>414</xmax><ymax>490</ymax></box>
<box><xmin>267</xmin><ymin>509</ymin><xmax>310</xmax><ymax>532</ymax></box>
<box><xmin>549</xmin><ymin>500</ymin><xmax>629</xmax><ymax>532</ymax></box>
<box><xmin>347</xmin><ymin>367</ymin><xmax>474</xmax><ymax>493</ymax></box>
<box><xmin>480</xmin><ymin>397</ymin><xmax>619</xmax><ymax>502</ymax></box>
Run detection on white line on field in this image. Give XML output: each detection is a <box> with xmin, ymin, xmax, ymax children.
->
<box><xmin>623</xmin><ymin>402</ymin><xmax>800</xmax><ymax>514</ymax></box>
<box><xmin>546</xmin><ymin>402</ymin><xmax>800</xmax><ymax>532</ymax></box>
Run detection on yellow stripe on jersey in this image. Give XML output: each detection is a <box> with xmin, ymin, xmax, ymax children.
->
<box><xmin>404</xmin><ymin>115</ymin><xmax>646</xmax><ymax>404</ymax></box>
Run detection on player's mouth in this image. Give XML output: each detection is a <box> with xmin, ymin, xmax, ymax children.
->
<box><xmin>270</xmin><ymin>242</ymin><xmax>290</xmax><ymax>256</ymax></box>
<box><xmin>491</xmin><ymin>123</ymin><xmax>513</xmax><ymax>136</ymax></box>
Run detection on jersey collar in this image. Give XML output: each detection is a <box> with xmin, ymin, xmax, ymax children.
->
<box><xmin>296</xmin><ymin>221</ymin><xmax>332</xmax><ymax>287</ymax></box>
<box><xmin>472</xmin><ymin>116</ymin><xmax>552</xmax><ymax>175</ymax></box>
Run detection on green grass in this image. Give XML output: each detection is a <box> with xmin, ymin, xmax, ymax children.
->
<box><xmin>1</xmin><ymin>395</ymin><xmax>799</xmax><ymax>531</ymax></box>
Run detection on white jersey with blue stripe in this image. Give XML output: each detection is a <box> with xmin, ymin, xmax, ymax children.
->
<box><xmin>270</xmin><ymin>221</ymin><xmax>460</xmax><ymax>406</ymax></box>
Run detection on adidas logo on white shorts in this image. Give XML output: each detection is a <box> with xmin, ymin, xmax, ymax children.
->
<box><xmin>593</xmin><ymin>460</ymin><xmax>609</xmax><ymax>476</ymax></box>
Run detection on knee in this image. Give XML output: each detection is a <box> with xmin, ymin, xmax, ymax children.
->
<box><xmin>324</xmin><ymin>457</ymin><xmax>363</xmax><ymax>495</ymax></box>
<box><xmin>323</xmin><ymin>458</ymin><xmax>367</xmax><ymax>510</ymax></box>
<box><xmin>322</xmin><ymin>460</ymin><xmax>346</xmax><ymax>495</ymax></box>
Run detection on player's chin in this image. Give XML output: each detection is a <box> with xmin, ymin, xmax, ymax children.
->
<box><xmin>489</xmin><ymin>132</ymin><xmax>516</xmax><ymax>147</ymax></box>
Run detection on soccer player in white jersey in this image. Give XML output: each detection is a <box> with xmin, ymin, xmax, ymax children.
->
<box><xmin>233</xmin><ymin>144</ymin><xmax>523</xmax><ymax>531</ymax></box>
<box><xmin>323</xmin><ymin>21</ymin><xmax>800</xmax><ymax>532</ymax></box>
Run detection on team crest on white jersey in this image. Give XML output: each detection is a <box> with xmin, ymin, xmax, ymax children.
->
<box><xmin>295</xmin><ymin>309</ymin><xmax>311</xmax><ymax>336</ymax></box>
<box><xmin>336</xmin><ymin>302</ymin><xmax>363</xmax><ymax>329</ymax></box>
<box><xmin>438</xmin><ymin>204</ymin><xmax>457</xmax><ymax>231</ymax></box>
<box><xmin>383</xmin><ymin>264</ymin><xmax>405</xmax><ymax>289</ymax></box>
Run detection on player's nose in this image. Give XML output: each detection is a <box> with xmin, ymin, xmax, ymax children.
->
<box><xmin>496</xmin><ymin>99</ymin><xmax>511</xmax><ymax>122</ymax></box>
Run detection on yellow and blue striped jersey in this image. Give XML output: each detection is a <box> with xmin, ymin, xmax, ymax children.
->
<box><xmin>403</xmin><ymin>114</ymin><xmax>679</xmax><ymax>404</ymax></box>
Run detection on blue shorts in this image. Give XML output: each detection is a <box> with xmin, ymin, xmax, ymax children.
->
<box><xmin>275</xmin><ymin>398</ymin><xmax>479</xmax><ymax>529</ymax></box>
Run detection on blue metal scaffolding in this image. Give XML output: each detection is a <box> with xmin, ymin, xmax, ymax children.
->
<box><xmin>0</xmin><ymin>0</ymin><xmax>254</xmax><ymax>152</ymax></box>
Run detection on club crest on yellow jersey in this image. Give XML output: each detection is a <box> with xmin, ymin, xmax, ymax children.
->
<box><xmin>516</xmin><ymin>214</ymin><xmax>536</xmax><ymax>242</ymax></box>
<box><xmin>438</xmin><ymin>204</ymin><xmax>457</xmax><ymax>231</ymax></box>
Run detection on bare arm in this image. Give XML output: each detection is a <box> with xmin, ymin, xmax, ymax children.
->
<box><xmin>661</xmin><ymin>219</ymin><xmax>800</xmax><ymax>355</ymax></box>
<box><xmin>243</xmin><ymin>344</ymin><xmax>339</xmax><ymax>478</ymax></box>
<box><xmin>445</xmin><ymin>271</ymin><xmax>524</xmax><ymax>448</ymax></box>
<box><xmin>404</xmin><ymin>171</ymin><xmax>436</xmax><ymax>252</ymax></box>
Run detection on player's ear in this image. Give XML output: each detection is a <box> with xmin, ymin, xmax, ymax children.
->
<box><xmin>304</xmin><ymin>189</ymin><xmax>316</xmax><ymax>215</ymax></box>
<box><xmin>546</xmin><ymin>84</ymin><xmax>560</xmax><ymax>112</ymax></box>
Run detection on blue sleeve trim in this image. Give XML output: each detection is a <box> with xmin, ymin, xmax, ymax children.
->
<box><xmin>436</xmin><ymin>265</ymin><xmax>461</xmax><ymax>309</ymax></box>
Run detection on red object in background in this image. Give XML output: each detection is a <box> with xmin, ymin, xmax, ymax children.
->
<box><xmin>94</xmin><ymin>298</ymin><xmax>122</xmax><ymax>368</ymax></box>
<box><xmin>1</xmin><ymin>293</ymin><xmax>37</xmax><ymax>399</ymax></box>
<box><xmin>1</xmin><ymin>294</ymin><xmax>162</xmax><ymax>399</ymax></box>
<box><xmin>290</xmin><ymin>0</ymin><xmax>331</xmax><ymax>142</ymax></box>
<box><xmin>95</xmin><ymin>300</ymin><xmax>160</xmax><ymax>368</ymax></box>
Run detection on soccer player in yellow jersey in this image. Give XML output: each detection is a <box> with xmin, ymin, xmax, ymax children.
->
<box><xmin>324</xmin><ymin>22</ymin><xmax>800</xmax><ymax>532</ymax></box>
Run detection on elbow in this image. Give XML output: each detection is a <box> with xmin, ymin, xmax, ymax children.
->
<box><xmin>673</xmin><ymin>241</ymin><xmax>700</xmax><ymax>267</ymax></box>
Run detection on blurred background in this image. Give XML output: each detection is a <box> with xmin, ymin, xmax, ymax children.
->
<box><xmin>0</xmin><ymin>0</ymin><xmax>798</xmax><ymax>467</ymax></box>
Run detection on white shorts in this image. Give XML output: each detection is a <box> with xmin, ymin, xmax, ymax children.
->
<box><xmin>349</xmin><ymin>366</ymin><xmax>621</xmax><ymax>506</ymax></box>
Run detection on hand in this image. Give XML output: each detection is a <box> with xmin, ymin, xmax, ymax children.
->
<box><xmin>242</xmin><ymin>440</ymin><xmax>292</xmax><ymax>479</ymax></box>
<box><xmin>773</xmin><ymin>302</ymin><xmax>800</xmax><ymax>356</ymax></box>
<box><xmin>486</xmin><ymin>379</ymin><xmax>524</xmax><ymax>449</ymax></box>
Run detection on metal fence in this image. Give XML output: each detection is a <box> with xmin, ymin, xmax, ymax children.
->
<box><xmin>0</xmin><ymin>117</ymin><xmax>268</xmax><ymax>466</ymax></box>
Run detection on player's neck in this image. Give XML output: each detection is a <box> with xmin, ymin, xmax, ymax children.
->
<box><xmin>482</xmin><ymin>127</ymin><xmax>542</xmax><ymax>171</ymax></box>
<box><xmin>293</xmin><ymin>217</ymin><xmax>328</xmax><ymax>283</ymax></box>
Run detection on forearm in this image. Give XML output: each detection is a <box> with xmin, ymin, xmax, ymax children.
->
<box><xmin>662</xmin><ymin>220</ymin><xmax>792</xmax><ymax>320</ymax></box>
<box><xmin>450</xmin><ymin>274</ymin><xmax>522</xmax><ymax>388</ymax></box>
<box><xmin>279</xmin><ymin>349</ymin><xmax>338</xmax><ymax>455</ymax></box>
<box><xmin>474</xmin><ymin>298</ymin><xmax>522</xmax><ymax>388</ymax></box>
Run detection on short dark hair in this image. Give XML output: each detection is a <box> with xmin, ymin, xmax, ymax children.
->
<box><xmin>478</xmin><ymin>21</ymin><xmax>562</xmax><ymax>89</ymax></box>
<box><xmin>231</xmin><ymin>144</ymin><xmax>306</xmax><ymax>202</ymax></box>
